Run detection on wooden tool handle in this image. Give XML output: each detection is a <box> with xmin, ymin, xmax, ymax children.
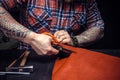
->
<box><xmin>19</xmin><ymin>51</ymin><xmax>30</xmax><ymax>72</ymax></box>
<box><xmin>8</xmin><ymin>51</ymin><xmax>26</xmax><ymax>68</ymax></box>
<box><xmin>20</xmin><ymin>51</ymin><xmax>30</xmax><ymax>67</ymax></box>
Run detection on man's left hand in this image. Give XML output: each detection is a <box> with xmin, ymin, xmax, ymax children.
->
<box><xmin>54</xmin><ymin>30</ymin><xmax>73</xmax><ymax>45</ymax></box>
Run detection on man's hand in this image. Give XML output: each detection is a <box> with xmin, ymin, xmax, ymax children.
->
<box><xmin>27</xmin><ymin>33</ymin><xmax>59</xmax><ymax>55</ymax></box>
<box><xmin>54</xmin><ymin>30</ymin><xmax>73</xmax><ymax>46</ymax></box>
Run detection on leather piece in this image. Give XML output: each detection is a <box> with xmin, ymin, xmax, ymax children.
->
<box><xmin>52</xmin><ymin>45</ymin><xmax>120</xmax><ymax>80</ymax></box>
<box><xmin>41</xmin><ymin>32</ymin><xmax>120</xmax><ymax>80</ymax></box>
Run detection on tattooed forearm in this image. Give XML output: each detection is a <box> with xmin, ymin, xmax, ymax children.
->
<box><xmin>0</xmin><ymin>7</ymin><xmax>31</xmax><ymax>40</ymax></box>
<box><xmin>1</xmin><ymin>23</ymin><xmax>31</xmax><ymax>39</ymax></box>
<box><xmin>75</xmin><ymin>27</ymin><xmax>104</xmax><ymax>47</ymax></box>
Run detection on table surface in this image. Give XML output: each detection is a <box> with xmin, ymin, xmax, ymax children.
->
<box><xmin>0</xmin><ymin>49</ymin><xmax>120</xmax><ymax>80</ymax></box>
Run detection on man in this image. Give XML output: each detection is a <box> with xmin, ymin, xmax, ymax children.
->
<box><xmin>0</xmin><ymin>0</ymin><xmax>104</xmax><ymax>55</ymax></box>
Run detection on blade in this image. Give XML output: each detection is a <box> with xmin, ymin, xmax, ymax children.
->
<box><xmin>6</xmin><ymin>65</ymin><xmax>33</xmax><ymax>72</ymax></box>
<box><xmin>52</xmin><ymin>44</ymin><xmax>73</xmax><ymax>59</ymax></box>
<box><xmin>0</xmin><ymin>71</ymin><xmax>30</xmax><ymax>75</ymax></box>
<box><xmin>52</xmin><ymin>44</ymin><xmax>73</xmax><ymax>54</ymax></box>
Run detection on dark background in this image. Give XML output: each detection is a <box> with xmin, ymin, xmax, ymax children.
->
<box><xmin>88</xmin><ymin>0</ymin><xmax>120</xmax><ymax>49</ymax></box>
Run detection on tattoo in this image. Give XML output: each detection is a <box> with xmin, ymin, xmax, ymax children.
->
<box><xmin>0</xmin><ymin>7</ymin><xmax>31</xmax><ymax>39</ymax></box>
<box><xmin>1</xmin><ymin>23</ymin><xmax>30</xmax><ymax>39</ymax></box>
<box><xmin>76</xmin><ymin>27</ymin><xmax>104</xmax><ymax>47</ymax></box>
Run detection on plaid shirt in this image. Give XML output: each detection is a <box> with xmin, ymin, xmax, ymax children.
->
<box><xmin>0</xmin><ymin>0</ymin><xmax>104</xmax><ymax>50</ymax></box>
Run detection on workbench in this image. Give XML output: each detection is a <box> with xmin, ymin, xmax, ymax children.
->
<box><xmin>0</xmin><ymin>49</ymin><xmax>120</xmax><ymax>80</ymax></box>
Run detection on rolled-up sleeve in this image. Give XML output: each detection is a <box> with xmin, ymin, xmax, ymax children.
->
<box><xmin>86</xmin><ymin>0</ymin><xmax>104</xmax><ymax>29</ymax></box>
<box><xmin>0</xmin><ymin>0</ymin><xmax>27</xmax><ymax>10</ymax></box>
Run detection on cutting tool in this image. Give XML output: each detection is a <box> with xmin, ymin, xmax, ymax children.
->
<box><xmin>0</xmin><ymin>50</ymin><xmax>33</xmax><ymax>75</ymax></box>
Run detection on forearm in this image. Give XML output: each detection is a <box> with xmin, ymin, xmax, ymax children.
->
<box><xmin>75</xmin><ymin>27</ymin><xmax>104</xmax><ymax>47</ymax></box>
<box><xmin>0</xmin><ymin>7</ymin><xmax>35</xmax><ymax>44</ymax></box>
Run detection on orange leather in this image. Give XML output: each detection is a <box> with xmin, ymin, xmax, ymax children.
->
<box><xmin>42</xmin><ymin>32</ymin><xmax>120</xmax><ymax>80</ymax></box>
<box><xmin>52</xmin><ymin>45</ymin><xmax>120</xmax><ymax>80</ymax></box>
<box><xmin>42</xmin><ymin>32</ymin><xmax>59</xmax><ymax>45</ymax></box>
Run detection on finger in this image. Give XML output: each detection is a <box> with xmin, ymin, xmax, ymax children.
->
<box><xmin>31</xmin><ymin>46</ymin><xmax>43</xmax><ymax>55</ymax></box>
<box><xmin>48</xmin><ymin>46</ymin><xmax>59</xmax><ymax>55</ymax></box>
<box><xmin>54</xmin><ymin>30</ymin><xmax>66</xmax><ymax>38</ymax></box>
<box><xmin>61</xmin><ymin>38</ymin><xmax>69</xmax><ymax>44</ymax></box>
<box><xmin>57</xmin><ymin>35</ymin><xmax>67</xmax><ymax>42</ymax></box>
<box><xmin>59</xmin><ymin>35</ymin><xmax>71</xmax><ymax>44</ymax></box>
<box><xmin>57</xmin><ymin>34</ymin><xmax>64</xmax><ymax>39</ymax></box>
<box><xmin>54</xmin><ymin>31</ymin><xmax>60</xmax><ymax>37</ymax></box>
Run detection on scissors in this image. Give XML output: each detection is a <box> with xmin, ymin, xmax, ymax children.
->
<box><xmin>42</xmin><ymin>32</ymin><xmax>75</xmax><ymax>58</ymax></box>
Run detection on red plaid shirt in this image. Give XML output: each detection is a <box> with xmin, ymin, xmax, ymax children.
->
<box><xmin>0</xmin><ymin>0</ymin><xmax>104</xmax><ymax>50</ymax></box>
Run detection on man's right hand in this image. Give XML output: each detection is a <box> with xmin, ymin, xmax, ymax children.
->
<box><xmin>24</xmin><ymin>32</ymin><xmax>59</xmax><ymax>55</ymax></box>
<box><xmin>0</xmin><ymin>7</ymin><xmax>59</xmax><ymax>55</ymax></box>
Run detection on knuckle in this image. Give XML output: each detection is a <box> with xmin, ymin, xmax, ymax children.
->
<box><xmin>42</xmin><ymin>51</ymin><xmax>47</xmax><ymax>55</ymax></box>
<box><xmin>47</xmin><ymin>47</ymin><xmax>52</xmax><ymax>51</ymax></box>
<box><xmin>37</xmin><ymin>52</ymin><xmax>42</xmax><ymax>55</ymax></box>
